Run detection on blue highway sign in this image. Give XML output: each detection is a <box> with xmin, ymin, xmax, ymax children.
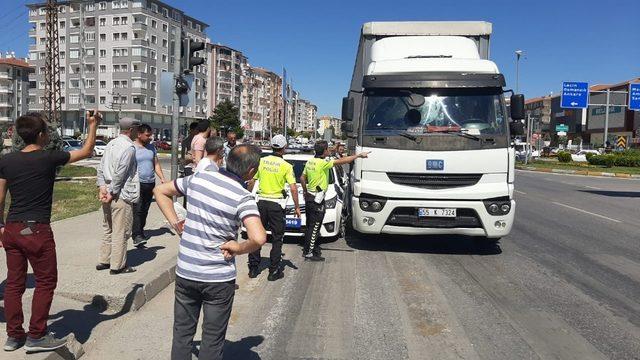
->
<box><xmin>561</xmin><ymin>82</ymin><xmax>589</xmax><ymax>109</ymax></box>
<box><xmin>629</xmin><ymin>83</ymin><xmax>640</xmax><ymax>111</ymax></box>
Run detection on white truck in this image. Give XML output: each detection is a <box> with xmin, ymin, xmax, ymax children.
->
<box><xmin>342</xmin><ymin>21</ymin><xmax>525</xmax><ymax>241</ymax></box>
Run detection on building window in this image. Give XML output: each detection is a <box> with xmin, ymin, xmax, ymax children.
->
<box><xmin>121</xmin><ymin>32</ymin><xmax>127</xmax><ymax>40</ymax></box>
<box><xmin>112</xmin><ymin>17</ymin><xmax>119</xmax><ymax>25</ymax></box>
<box><xmin>151</xmin><ymin>3</ymin><xmax>158</xmax><ymax>13</ymax></box>
<box><xmin>151</xmin><ymin>35</ymin><xmax>157</xmax><ymax>44</ymax></box>
<box><xmin>85</xmin><ymin>79</ymin><xmax>95</xmax><ymax>88</ymax></box>
<box><xmin>59</xmin><ymin>21</ymin><xmax>65</xmax><ymax>28</ymax></box>
<box><xmin>86</xmin><ymin>32</ymin><xmax>95</xmax><ymax>42</ymax></box>
<box><xmin>85</xmin><ymin>3</ymin><xmax>95</xmax><ymax>11</ymax></box>
<box><xmin>162</xmin><ymin>24</ymin><xmax>168</xmax><ymax>32</ymax></box>
<box><xmin>69</xmin><ymin>34</ymin><xmax>79</xmax><ymax>43</ymax></box>
<box><xmin>69</xmin><ymin>94</ymin><xmax>80</xmax><ymax>104</ymax></box>
<box><xmin>162</xmin><ymin>8</ymin><xmax>168</xmax><ymax>17</ymax></box>
<box><xmin>99</xmin><ymin>2</ymin><xmax>107</xmax><ymax>10</ymax></box>
<box><xmin>69</xmin><ymin>49</ymin><xmax>79</xmax><ymax>59</ymax></box>
<box><xmin>86</xmin><ymin>48</ymin><xmax>95</xmax><ymax>56</ymax></box>
<box><xmin>99</xmin><ymin>18</ymin><xmax>105</xmax><ymax>26</ymax></box>
<box><xmin>162</xmin><ymin>54</ymin><xmax>167</xmax><ymax>63</ymax></box>
<box><xmin>100</xmin><ymin>33</ymin><xmax>106</xmax><ymax>41</ymax></box>
<box><xmin>100</xmin><ymin>49</ymin><xmax>106</xmax><ymax>58</ymax></box>
<box><xmin>113</xmin><ymin>33</ymin><xmax>120</xmax><ymax>41</ymax></box>
<box><xmin>100</xmin><ymin>96</ymin><xmax>106</xmax><ymax>104</ymax></box>
<box><xmin>151</xmin><ymin>19</ymin><xmax>157</xmax><ymax>28</ymax></box>
<box><xmin>121</xmin><ymin>16</ymin><xmax>128</xmax><ymax>25</ymax></box>
<box><xmin>151</xmin><ymin>98</ymin><xmax>156</xmax><ymax>107</ymax></box>
<box><xmin>100</xmin><ymin>81</ymin><xmax>106</xmax><ymax>89</ymax></box>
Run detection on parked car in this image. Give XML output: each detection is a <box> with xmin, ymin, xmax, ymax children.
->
<box><xmin>242</xmin><ymin>153</ymin><xmax>348</xmax><ymax>240</ymax></box>
<box><xmin>92</xmin><ymin>140</ymin><xmax>107</xmax><ymax>157</ymax></box>
<box><xmin>154</xmin><ymin>140</ymin><xmax>171</xmax><ymax>150</ymax></box>
<box><xmin>571</xmin><ymin>149</ymin><xmax>600</xmax><ymax>162</ymax></box>
<box><xmin>63</xmin><ymin>139</ymin><xmax>82</xmax><ymax>152</ymax></box>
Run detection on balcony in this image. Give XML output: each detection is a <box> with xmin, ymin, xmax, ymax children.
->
<box><xmin>0</xmin><ymin>85</ymin><xmax>13</xmax><ymax>93</ymax></box>
<box><xmin>131</xmin><ymin>38</ymin><xmax>149</xmax><ymax>46</ymax></box>
<box><xmin>132</xmin><ymin>22</ymin><xmax>147</xmax><ymax>31</ymax></box>
<box><xmin>0</xmin><ymin>101</ymin><xmax>12</xmax><ymax>108</ymax></box>
<box><xmin>0</xmin><ymin>116</ymin><xmax>11</xmax><ymax>122</ymax></box>
<box><xmin>0</xmin><ymin>72</ymin><xmax>10</xmax><ymax>80</ymax></box>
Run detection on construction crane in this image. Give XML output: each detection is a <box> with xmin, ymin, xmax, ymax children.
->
<box><xmin>43</xmin><ymin>0</ymin><xmax>61</xmax><ymax>126</ymax></box>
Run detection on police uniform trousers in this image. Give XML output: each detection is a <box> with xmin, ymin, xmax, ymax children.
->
<box><xmin>248</xmin><ymin>200</ymin><xmax>285</xmax><ymax>273</ymax></box>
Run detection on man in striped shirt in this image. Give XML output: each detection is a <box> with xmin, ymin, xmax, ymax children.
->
<box><xmin>153</xmin><ymin>144</ymin><xmax>267</xmax><ymax>360</ymax></box>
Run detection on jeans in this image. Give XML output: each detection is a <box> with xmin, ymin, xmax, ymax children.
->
<box><xmin>132</xmin><ymin>182</ymin><xmax>155</xmax><ymax>238</ymax></box>
<box><xmin>304</xmin><ymin>196</ymin><xmax>326</xmax><ymax>256</ymax></box>
<box><xmin>171</xmin><ymin>276</ymin><xmax>235</xmax><ymax>360</ymax></box>
<box><xmin>3</xmin><ymin>222</ymin><xmax>57</xmax><ymax>339</ymax></box>
<box><xmin>248</xmin><ymin>200</ymin><xmax>285</xmax><ymax>273</ymax></box>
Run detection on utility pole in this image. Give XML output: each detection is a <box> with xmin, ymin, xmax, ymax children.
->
<box><xmin>43</xmin><ymin>0</ymin><xmax>61</xmax><ymax>126</ymax></box>
<box><xmin>603</xmin><ymin>88</ymin><xmax>610</xmax><ymax>148</ymax></box>
<box><xmin>77</xmin><ymin>0</ymin><xmax>85</xmax><ymax>136</ymax></box>
<box><xmin>515</xmin><ymin>50</ymin><xmax>524</xmax><ymax>94</ymax></box>
<box><xmin>170</xmin><ymin>28</ymin><xmax>182</xmax><ymax>181</ymax></box>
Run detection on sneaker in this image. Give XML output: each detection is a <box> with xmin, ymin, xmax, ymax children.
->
<box><xmin>303</xmin><ymin>252</ymin><xmax>313</xmax><ymax>259</ymax></box>
<box><xmin>308</xmin><ymin>255</ymin><xmax>325</xmax><ymax>262</ymax></box>
<box><xmin>267</xmin><ymin>269</ymin><xmax>284</xmax><ymax>281</ymax></box>
<box><xmin>133</xmin><ymin>236</ymin><xmax>148</xmax><ymax>247</ymax></box>
<box><xmin>110</xmin><ymin>266</ymin><xmax>137</xmax><ymax>275</ymax></box>
<box><xmin>3</xmin><ymin>337</ymin><xmax>26</xmax><ymax>351</ymax></box>
<box><xmin>248</xmin><ymin>267</ymin><xmax>259</xmax><ymax>279</ymax></box>
<box><xmin>24</xmin><ymin>333</ymin><xmax>67</xmax><ymax>353</ymax></box>
<box><xmin>95</xmin><ymin>263</ymin><xmax>109</xmax><ymax>271</ymax></box>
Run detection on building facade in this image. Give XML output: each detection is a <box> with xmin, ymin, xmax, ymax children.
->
<box><xmin>291</xmin><ymin>97</ymin><xmax>316</xmax><ymax>133</ymax></box>
<box><xmin>0</xmin><ymin>55</ymin><xmax>33</xmax><ymax>123</ymax></box>
<box><xmin>317</xmin><ymin>115</ymin><xmax>341</xmax><ymax>138</ymax></box>
<box><xmin>27</xmin><ymin>0</ymin><xmax>209</xmax><ymax>137</ymax></box>
<box><xmin>585</xmin><ymin>78</ymin><xmax>640</xmax><ymax>147</ymax></box>
<box><xmin>240</xmin><ymin>65</ymin><xmax>282</xmax><ymax>138</ymax></box>
<box><xmin>208</xmin><ymin>44</ymin><xmax>246</xmax><ymax>115</ymax></box>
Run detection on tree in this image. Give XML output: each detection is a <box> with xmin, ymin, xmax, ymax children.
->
<box><xmin>209</xmin><ymin>100</ymin><xmax>244</xmax><ymax>139</ymax></box>
<box><xmin>12</xmin><ymin>125</ymin><xmax>63</xmax><ymax>152</ymax></box>
<box><xmin>286</xmin><ymin>127</ymin><xmax>295</xmax><ymax>138</ymax></box>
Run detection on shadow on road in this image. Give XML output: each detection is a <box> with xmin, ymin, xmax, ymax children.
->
<box><xmin>579</xmin><ymin>190</ymin><xmax>640</xmax><ymax>198</ymax></box>
<box><xmin>190</xmin><ymin>335</ymin><xmax>264</xmax><ymax>359</ymax></box>
<box><xmin>126</xmin><ymin>245</ymin><xmax>165</xmax><ymax>267</ymax></box>
<box><xmin>48</xmin><ymin>285</ymin><xmax>142</xmax><ymax>343</ymax></box>
<box><xmin>145</xmin><ymin>227</ymin><xmax>174</xmax><ymax>239</ymax></box>
<box><xmin>345</xmin><ymin>233</ymin><xmax>502</xmax><ymax>256</ymax></box>
<box><xmin>253</xmin><ymin>257</ymin><xmax>299</xmax><ymax>277</ymax></box>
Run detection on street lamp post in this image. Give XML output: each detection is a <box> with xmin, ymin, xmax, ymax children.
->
<box><xmin>515</xmin><ymin>50</ymin><xmax>524</xmax><ymax>94</ymax></box>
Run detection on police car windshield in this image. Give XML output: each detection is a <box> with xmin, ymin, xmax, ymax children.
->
<box><xmin>364</xmin><ymin>88</ymin><xmax>506</xmax><ymax>136</ymax></box>
<box><xmin>289</xmin><ymin>159</ymin><xmax>334</xmax><ymax>184</ymax></box>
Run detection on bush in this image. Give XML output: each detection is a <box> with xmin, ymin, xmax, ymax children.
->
<box><xmin>557</xmin><ymin>151</ymin><xmax>572</xmax><ymax>163</ymax></box>
<box><xmin>585</xmin><ymin>153</ymin><xmax>595</xmax><ymax>161</ymax></box>
<box><xmin>587</xmin><ymin>152</ymin><xmax>640</xmax><ymax>168</ymax></box>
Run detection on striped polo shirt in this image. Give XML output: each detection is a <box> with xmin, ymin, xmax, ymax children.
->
<box><xmin>175</xmin><ymin>168</ymin><xmax>259</xmax><ymax>282</ymax></box>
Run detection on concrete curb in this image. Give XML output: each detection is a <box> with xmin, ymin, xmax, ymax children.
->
<box><xmin>56</xmin><ymin>257</ymin><xmax>176</xmax><ymax>314</ymax></box>
<box><xmin>516</xmin><ymin>166</ymin><xmax>638</xmax><ymax>179</ymax></box>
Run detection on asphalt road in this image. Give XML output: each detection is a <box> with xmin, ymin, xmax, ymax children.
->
<box><xmin>84</xmin><ymin>170</ymin><xmax>640</xmax><ymax>360</ymax></box>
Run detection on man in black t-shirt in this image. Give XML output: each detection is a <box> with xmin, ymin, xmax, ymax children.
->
<box><xmin>0</xmin><ymin>111</ymin><xmax>100</xmax><ymax>353</ymax></box>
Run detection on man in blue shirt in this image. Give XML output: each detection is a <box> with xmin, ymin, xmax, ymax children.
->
<box><xmin>132</xmin><ymin>124</ymin><xmax>166</xmax><ymax>247</ymax></box>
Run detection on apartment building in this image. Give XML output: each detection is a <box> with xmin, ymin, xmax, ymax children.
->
<box><xmin>207</xmin><ymin>44</ymin><xmax>246</xmax><ymax>116</ymax></box>
<box><xmin>240</xmin><ymin>65</ymin><xmax>283</xmax><ymax>136</ymax></box>
<box><xmin>317</xmin><ymin>115</ymin><xmax>342</xmax><ymax>137</ymax></box>
<box><xmin>292</xmin><ymin>98</ymin><xmax>317</xmax><ymax>133</ymax></box>
<box><xmin>0</xmin><ymin>54</ymin><xmax>33</xmax><ymax>123</ymax></box>
<box><xmin>27</xmin><ymin>0</ymin><xmax>209</xmax><ymax>137</ymax></box>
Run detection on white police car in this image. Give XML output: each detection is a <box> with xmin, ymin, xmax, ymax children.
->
<box><xmin>244</xmin><ymin>153</ymin><xmax>348</xmax><ymax>239</ymax></box>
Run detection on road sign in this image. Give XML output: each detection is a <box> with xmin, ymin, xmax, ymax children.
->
<box><xmin>630</xmin><ymin>83</ymin><xmax>640</xmax><ymax>111</ymax></box>
<box><xmin>561</xmin><ymin>82</ymin><xmax>589</xmax><ymax>109</ymax></box>
<box><xmin>616</xmin><ymin>136</ymin><xmax>626</xmax><ymax>149</ymax></box>
<box><xmin>555</xmin><ymin>124</ymin><xmax>569</xmax><ymax>132</ymax></box>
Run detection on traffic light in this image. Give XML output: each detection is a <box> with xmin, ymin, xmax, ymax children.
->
<box><xmin>181</xmin><ymin>35</ymin><xmax>205</xmax><ymax>74</ymax></box>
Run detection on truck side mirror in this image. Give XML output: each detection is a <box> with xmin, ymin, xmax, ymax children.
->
<box><xmin>342</xmin><ymin>97</ymin><xmax>354</xmax><ymax>122</ymax></box>
<box><xmin>510</xmin><ymin>94</ymin><xmax>525</xmax><ymax>120</ymax></box>
<box><xmin>342</xmin><ymin>121</ymin><xmax>354</xmax><ymax>133</ymax></box>
<box><xmin>509</xmin><ymin>121</ymin><xmax>524</xmax><ymax>136</ymax></box>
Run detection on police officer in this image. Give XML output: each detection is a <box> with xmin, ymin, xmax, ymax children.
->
<box><xmin>300</xmin><ymin>140</ymin><xmax>370</xmax><ymax>261</ymax></box>
<box><xmin>247</xmin><ymin>135</ymin><xmax>301</xmax><ymax>281</ymax></box>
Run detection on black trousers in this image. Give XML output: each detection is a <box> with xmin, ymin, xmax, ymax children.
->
<box><xmin>248</xmin><ymin>200</ymin><xmax>285</xmax><ymax>273</ymax></box>
<box><xmin>171</xmin><ymin>276</ymin><xmax>235</xmax><ymax>360</ymax></box>
<box><xmin>304</xmin><ymin>196</ymin><xmax>326</xmax><ymax>256</ymax></box>
<box><xmin>132</xmin><ymin>182</ymin><xmax>155</xmax><ymax>238</ymax></box>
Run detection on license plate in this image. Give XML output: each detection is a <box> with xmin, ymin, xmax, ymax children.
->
<box><xmin>418</xmin><ymin>208</ymin><xmax>456</xmax><ymax>218</ymax></box>
<box><xmin>285</xmin><ymin>218</ymin><xmax>301</xmax><ymax>229</ymax></box>
<box><xmin>426</xmin><ymin>159</ymin><xmax>444</xmax><ymax>170</ymax></box>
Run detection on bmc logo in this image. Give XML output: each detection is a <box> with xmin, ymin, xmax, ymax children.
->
<box><xmin>426</xmin><ymin>160</ymin><xmax>444</xmax><ymax>170</ymax></box>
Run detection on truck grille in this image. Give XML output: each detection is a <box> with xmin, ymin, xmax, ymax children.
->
<box><xmin>387</xmin><ymin>173</ymin><xmax>482</xmax><ymax>189</ymax></box>
<box><xmin>386</xmin><ymin>208</ymin><xmax>481</xmax><ymax>228</ymax></box>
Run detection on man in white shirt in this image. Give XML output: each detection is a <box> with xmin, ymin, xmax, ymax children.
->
<box><xmin>195</xmin><ymin>137</ymin><xmax>225</xmax><ymax>173</ymax></box>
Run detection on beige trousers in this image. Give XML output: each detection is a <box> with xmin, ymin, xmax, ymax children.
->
<box><xmin>99</xmin><ymin>198</ymin><xmax>133</xmax><ymax>270</ymax></box>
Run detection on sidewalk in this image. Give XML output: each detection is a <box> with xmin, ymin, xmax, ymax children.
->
<box><xmin>516</xmin><ymin>165</ymin><xmax>640</xmax><ymax>178</ymax></box>
<box><xmin>0</xmin><ymin>204</ymin><xmax>180</xmax><ymax>359</ymax></box>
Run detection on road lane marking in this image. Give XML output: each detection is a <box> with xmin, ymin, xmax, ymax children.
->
<box><xmin>584</xmin><ymin>185</ymin><xmax>601</xmax><ymax>190</ymax></box>
<box><xmin>552</xmin><ymin>202</ymin><xmax>621</xmax><ymax>223</ymax></box>
<box><xmin>515</xmin><ymin>190</ymin><xmax>527</xmax><ymax>195</ymax></box>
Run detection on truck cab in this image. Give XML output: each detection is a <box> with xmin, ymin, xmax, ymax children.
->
<box><xmin>343</xmin><ymin>22</ymin><xmax>525</xmax><ymax>240</ymax></box>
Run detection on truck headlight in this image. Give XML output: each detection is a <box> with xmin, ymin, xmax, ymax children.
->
<box><xmin>359</xmin><ymin>195</ymin><xmax>386</xmax><ymax>212</ymax></box>
<box><xmin>325</xmin><ymin>196</ymin><xmax>337</xmax><ymax>209</ymax></box>
<box><xmin>483</xmin><ymin>197</ymin><xmax>512</xmax><ymax>215</ymax></box>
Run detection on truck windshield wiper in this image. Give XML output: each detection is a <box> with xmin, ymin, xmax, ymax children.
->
<box><xmin>428</xmin><ymin>128</ymin><xmax>482</xmax><ymax>142</ymax></box>
<box><xmin>398</xmin><ymin>131</ymin><xmax>421</xmax><ymax>143</ymax></box>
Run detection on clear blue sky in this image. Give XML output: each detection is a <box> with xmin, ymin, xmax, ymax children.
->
<box><xmin>2</xmin><ymin>0</ymin><xmax>638</xmax><ymax>116</ymax></box>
